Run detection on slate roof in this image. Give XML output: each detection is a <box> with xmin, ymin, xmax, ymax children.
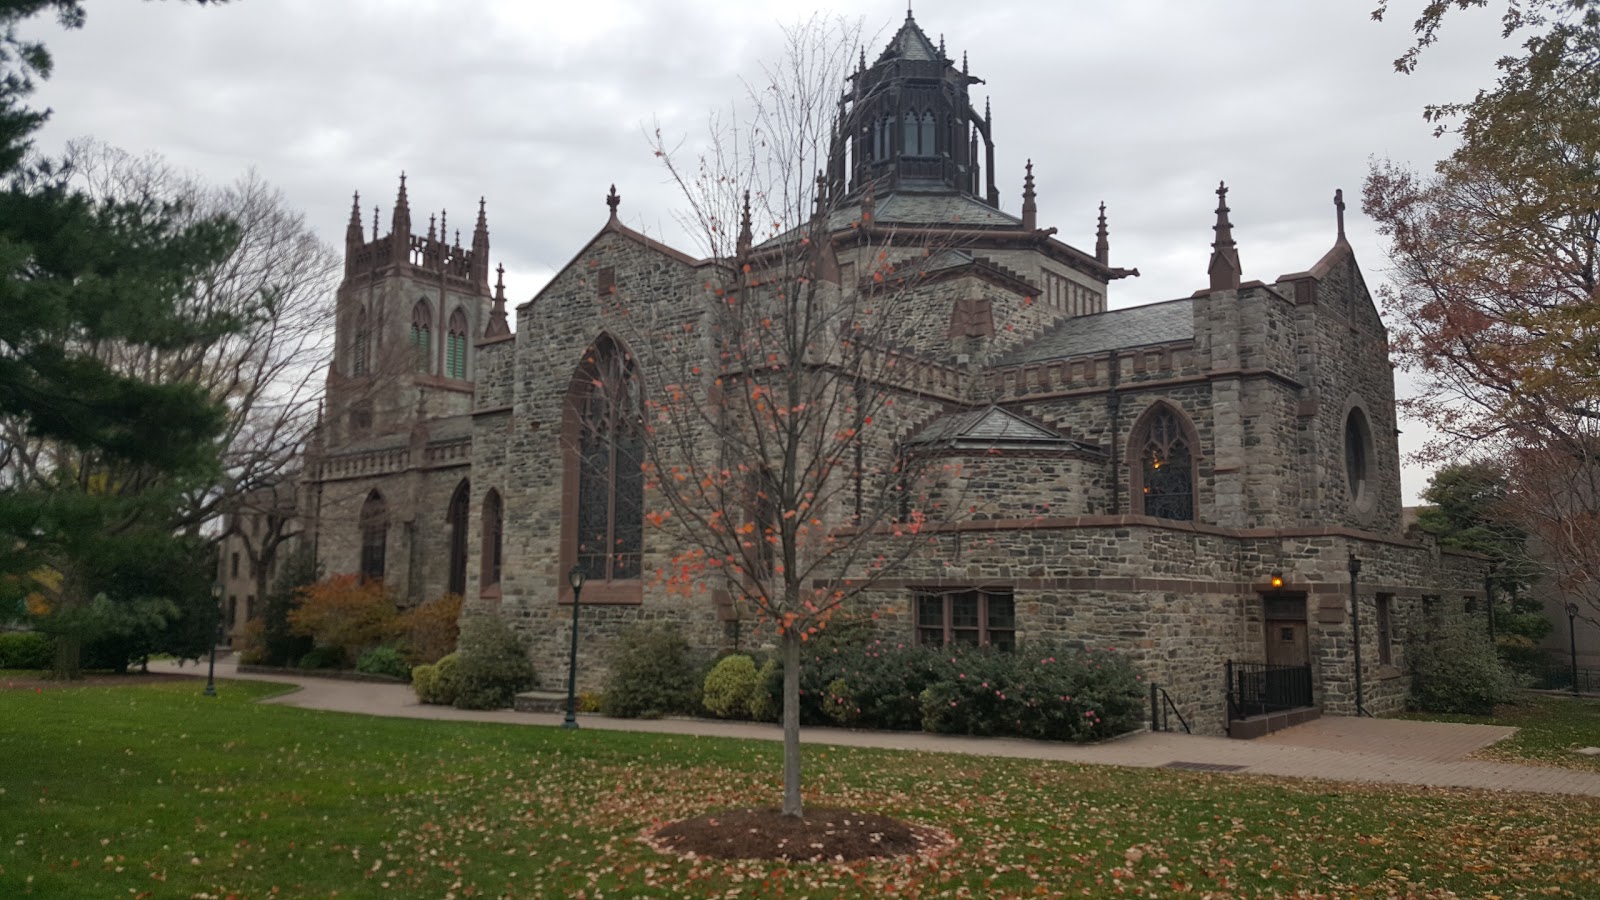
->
<box><xmin>877</xmin><ymin>13</ymin><xmax>940</xmax><ymax>63</ymax></box>
<box><xmin>904</xmin><ymin>405</ymin><xmax>1099</xmax><ymax>454</ymax></box>
<box><xmin>824</xmin><ymin>188</ymin><xmax>1021</xmax><ymax>231</ymax></box>
<box><xmin>999</xmin><ymin>298</ymin><xmax>1195</xmax><ymax>365</ymax></box>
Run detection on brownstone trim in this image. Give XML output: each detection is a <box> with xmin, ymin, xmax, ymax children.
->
<box><xmin>475</xmin><ymin>333</ymin><xmax>516</xmax><ymax>348</ymax></box>
<box><xmin>471</xmin><ymin>404</ymin><xmax>514</xmax><ymax>417</ymax></box>
<box><xmin>559</xmin><ymin>582</ymin><xmax>643</xmax><ymax>606</ymax></box>
<box><xmin>833</xmin><ymin>575</ymin><xmax>1425</xmax><ymax>597</ymax></box>
<box><xmin>413</xmin><ymin>374</ymin><xmax>476</xmax><ymax>394</ymax></box>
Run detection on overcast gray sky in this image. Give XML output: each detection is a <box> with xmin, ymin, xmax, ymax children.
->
<box><xmin>22</xmin><ymin>0</ymin><xmax>1511</xmax><ymax>502</ymax></box>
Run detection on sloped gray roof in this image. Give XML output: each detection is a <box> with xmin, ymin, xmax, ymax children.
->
<box><xmin>877</xmin><ymin>14</ymin><xmax>940</xmax><ymax>62</ymax></box>
<box><xmin>904</xmin><ymin>405</ymin><xmax>1099</xmax><ymax>454</ymax></box>
<box><xmin>1000</xmin><ymin>298</ymin><xmax>1195</xmax><ymax>365</ymax></box>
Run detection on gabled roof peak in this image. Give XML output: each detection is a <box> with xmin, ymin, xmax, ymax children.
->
<box><xmin>877</xmin><ymin>8</ymin><xmax>941</xmax><ymax>63</ymax></box>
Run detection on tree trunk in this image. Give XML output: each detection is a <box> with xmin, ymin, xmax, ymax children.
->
<box><xmin>51</xmin><ymin>567</ymin><xmax>89</xmax><ymax>680</ymax></box>
<box><xmin>781</xmin><ymin>628</ymin><xmax>803</xmax><ymax>818</ymax></box>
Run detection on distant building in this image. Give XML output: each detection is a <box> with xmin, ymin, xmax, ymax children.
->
<box><xmin>298</xmin><ymin>12</ymin><xmax>1485</xmax><ymax>733</ymax></box>
<box><xmin>215</xmin><ymin>480</ymin><xmax>303</xmax><ymax>646</ymax></box>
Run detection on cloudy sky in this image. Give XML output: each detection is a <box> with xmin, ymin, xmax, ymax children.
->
<box><xmin>22</xmin><ymin>0</ymin><xmax>1510</xmax><ymax>501</ymax></box>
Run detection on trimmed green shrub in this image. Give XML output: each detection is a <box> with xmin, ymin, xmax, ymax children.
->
<box><xmin>602</xmin><ymin>625</ymin><xmax>703</xmax><ymax>718</ymax></box>
<box><xmin>763</xmin><ymin>630</ymin><xmax>1145</xmax><ymax>742</ymax></box>
<box><xmin>750</xmin><ymin>658</ymin><xmax>779</xmax><ymax>721</ymax></box>
<box><xmin>1411</xmin><ymin>616</ymin><xmax>1522</xmax><ymax>714</ymax></box>
<box><xmin>412</xmin><ymin>653</ymin><xmax>462</xmax><ymax>705</ymax></box>
<box><xmin>356</xmin><ymin>646</ymin><xmax>411</xmax><ymax>680</ymax></box>
<box><xmin>297</xmin><ymin>644</ymin><xmax>346</xmax><ymax>670</ymax></box>
<box><xmin>0</xmin><ymin>631</ymin><xmax>53</xmax><ymax>669</ymax></box>
<box><xmin>453</xmin><ymin>616</ymin><xmax>536</xmax><ymax>710</ymax></box>
<box><xmin>411</xmin><ymin>663</ymin><xmax>439</xmax><ymax>703</ymax></box>
<box><xmin>702</xmin><ymin>654</ymin><xmax>761</xmax><ymax>718</ymax></box>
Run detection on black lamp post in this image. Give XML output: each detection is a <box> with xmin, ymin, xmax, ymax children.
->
<box><xmin>1567</xmin><ymin>602</ymin><xmax>1581</xmax><ymax>696</ymax></box>
<box><xmin>1348</xmin><ymin>551</ymin><xmax>1366</xmax><ymax>716</ymax></box>
<box><xmin>203</xmin><ymin>583</ymin><xmax>221</xmax><ymax>697</ymax></box>
<box><xmin>562</xmin><ymin>565</ymin><xmax>585</xmax><ymax>729</ymax></box>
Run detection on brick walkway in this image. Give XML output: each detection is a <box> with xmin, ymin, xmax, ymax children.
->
<box><xmin>154</xmin><ymin>659</ymin><xmax>1600</xmax><ymax>800</ymax></box>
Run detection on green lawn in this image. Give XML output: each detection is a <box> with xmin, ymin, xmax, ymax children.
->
<box><xmin>1407</xmin><ymin>694</ymin><xmax>1600</xmax><ymax>771</ymax></box>
<box><xmin>2</xmin><ymin>681</ymin><xmax>1597</xmax><ymax>898</ymax></box>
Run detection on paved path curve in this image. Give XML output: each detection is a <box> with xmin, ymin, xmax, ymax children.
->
<box><xmin>153</xmin><ymin>659</ymin><xmax>1600</xmax><ymax>800</ymax></box>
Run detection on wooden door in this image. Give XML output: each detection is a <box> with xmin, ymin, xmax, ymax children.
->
<box><xmin>1264</xmin><ymin>620</ymin><xmax>1309</xmax><ymax>667</ymax></box>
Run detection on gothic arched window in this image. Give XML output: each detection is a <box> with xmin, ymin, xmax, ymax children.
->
<box><xmin>410</xmin><ymin>300</ymin><xmax>432</xmax><ymax>373</ymax></box>
<box><xmin>446</xmin><ymin>480</ymin><xmax>469</xmax><ymax>596</ymax></box>
<box><xmin>446</xmin><ymin>308</ymin><xmax>468</xmax><ymax>380</ymax></box>
<box><xmin>359</xmin><ymin>491</ymin><xmax>388</xmax><ymax>581</ymax></box>
<box><xmin>1131</xmin><ymin>404</ymin><xmax>1196</xmax><ymax>522</ymax></box>
<box><xmin>902</xmin><ymin>111</ymin><xmax>917</xmax><ymax>156</ymax></box>
<box><xmin>918</xmin><ymin>110</ymin><xmax>936</xmax><ymax>156</ymax></box>
<box><xmin>352</xmin><ymin>307</ymin><xmax>370</xmax><ymax>376</ymax></box>
<box><xmin>481</xmin><ymin>488</ymin><xmax>503</xmax><ymax>591</ymax></box>
<box><xmin>567</xmin><ymin>337</ymin><xmax>643</xmax><ymax>584</ymax></box>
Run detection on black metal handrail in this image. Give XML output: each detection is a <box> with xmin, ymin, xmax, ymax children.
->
<box><xmin>1226</xmin><ymin>659</ymin><xmax>1313</xmax><ymax>721</ymax></box>
<box><xmin>1535</xmin><ymin>662</ymin><xmax>1600</xmax><ymax>694</ymax></box>
<box><xmin>1149</xmin><ymin>682</ymin><xmax>1192</xmax><ymax>734</ymax></box>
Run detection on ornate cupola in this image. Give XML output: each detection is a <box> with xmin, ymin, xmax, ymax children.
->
<box><xmin>826</xmin><ymin>7</ymin><xmax>997</xmax><ymax>207</ymax></box>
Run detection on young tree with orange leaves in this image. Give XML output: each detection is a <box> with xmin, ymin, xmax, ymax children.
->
<box><xmin>600</xmin><ymin>17</ymin><xmax>972</xmax><ymax>818</ymax></box>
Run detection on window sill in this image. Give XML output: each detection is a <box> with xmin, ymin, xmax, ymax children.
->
<box><xmin>1376</xmin><ymin>664</ymin><xmax>1403</xmax><ymax>681</ymax></box>
<box><xmin>562</xmin><ymin>582</ymin><xmax>643</xmax><ymax>606</ymax></box>
<box><xmin>479</xmin><ymin>583</ymin><xmax>502</xmax><ymax>600</ymax></box>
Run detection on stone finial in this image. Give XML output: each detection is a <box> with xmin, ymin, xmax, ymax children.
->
<box><xmin>346</xmin><ymin>191</ymin><xmax>363</xmax><ymax>241</ymax></box>
<box><xmin>859</xmin><ymin>46</ymin><xmax>866</xmax><ymax>72</ymax></box>
<box><xmin>372</xmin><ymin>205</ymin><xmax>379</xmax><ymax>239</ymax></box>
<box><xmin>606</xmin><ymin>184</ymin><xmax>621</xmax><ymax>220</ymax></box>
<box><xmin>813</xmin><ymin>170</ymin><xmax>827</xmax><ymax>218</ymax></box>
<box><xmin>1020</xmin><ymin>160</ymin><xmax>1037</xmax><ymax>231</ymax></box>
<box><xmin>984</xmin><ymin>95</ymin><xmax>992</xmax><ymax>123</ymax></box>
<box><xmin>1334</xmin><ymin>188</ymin><xmax>1347</xmax><ymax>242</ymax></box>
<box><xmin>471</xmin><ymin>197</ymin><xmax>491</xmax><ymax>283</ymax></box>
<box><xmin>736</xmin><ymin>189</ymin><xmax>753</xmax><ymax>259</ymax></box>
<box><xmin>962</xmin><ymin>50</ymin><xmax>969</xmax><ymax>75</ymax></box>
<box><xmin>485</xmin><ymin>262</ymin><xmax>511</xmax><ymax>338</ymax></box>
<box><xmin>439</xmin><ymin>209</ymin><xmax>447</xmax><ymax>243</ymax></box>
<box><xmin>861</xmin><ymin>178</ymin><xmax>876</xmax><ymax>225</ymax></box>
<box><xmin>1095</xmin><ymin>201</ymin><xmax>1109</xmax><ymax>265</ymax></box>
<box><xmin>391</xmin><ymin>172</ymin><xmax>411</xmax><ymax>265</ymax></box>
<box><xmin>454</xmin><ymin>229</ymin><xmax>461</xmax><ymax>248</ymax></box>
<box><xmin>1208</xmin><ymin>180</ymin><xmax>1242</xmax><ymax>292</ymax></box>
<box><xmin>427</xmin><ymin>213</ymin><xmax>437</xmax><ymax>242</ymax></box>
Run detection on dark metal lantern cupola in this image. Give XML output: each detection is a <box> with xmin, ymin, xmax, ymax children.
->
<box><xmin>827</xmin><ymin>8</ymin><xmax>996</xmax><ymax>207</ymax></box>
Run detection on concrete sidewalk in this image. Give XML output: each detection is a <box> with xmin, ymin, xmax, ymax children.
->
<box><xmin>153</xmin><ymin>659</ymin><xmax>1600</xmax><ymax>800</ymax></box>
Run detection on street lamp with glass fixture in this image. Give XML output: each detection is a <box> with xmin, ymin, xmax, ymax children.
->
<box><xmin>1567</xmin><ymin>602</ymin><xmax>1581</xmax><ymax>696</ymax></box>
<box><xmin>204</xmin><ymin>583</ymin><xmax>221</xmax><ymax>697</ymax></box>
<box><xmin>563</xmin><ymin>565</ymin><xmax>585</xmax><ymax>729</ymax></box>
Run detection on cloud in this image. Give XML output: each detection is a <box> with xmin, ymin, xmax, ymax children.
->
<box><xmin>20</xmin><ymin>0</ymin><xmax>1514</xmax><ymax>500</ymax></box>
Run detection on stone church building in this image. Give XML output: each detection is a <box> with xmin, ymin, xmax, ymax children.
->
<box><xmin>299</xmin><ymin>12</ymin><xmax>1484</xmax><ymax>735</ymax></box>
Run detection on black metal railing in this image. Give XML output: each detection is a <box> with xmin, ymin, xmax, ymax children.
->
<box><xmin>1149</xmin><ymin>683</ymin><xmax>1192</xmax><ymax>734</ymax></box>
<box><xmin>1534</xmin><ymin>662</ymin><xmax>1600</xmax><ymax>694</ymax></box>
<box><xmin>1226</xmin><ymin>660</ymin><xmax>1313</xmax><ymax>721</ymax></box>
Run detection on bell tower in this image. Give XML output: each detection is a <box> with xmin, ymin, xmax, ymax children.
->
<box><xmin>325</xmin><ymin>174</ymin><xmax>496</xmax><ymax>444</ymax></box>
<box><xmin>827</xmin><ymin>8</ymin><xmax>998</xmax><ymax>206</ymax></box>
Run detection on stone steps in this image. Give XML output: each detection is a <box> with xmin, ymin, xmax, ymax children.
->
<box><xmin>513</xmin><ymin>690</ymin><xmax>572</xmax><ymax>714</ymax></box>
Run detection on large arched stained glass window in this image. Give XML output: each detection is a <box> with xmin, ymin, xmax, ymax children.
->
<box><xmin>446</xmin><ymin>308</ymin><xmax>468</xmax><ymax>380</ymax></box>
<box><xmin>572</xmin><ymin>339</ymin><xmax>643</xmax><ymax>582</ymax></box>
<box><xmin>446</xmin><ymin>480</ymin><xmax>469</xmax><ymax>596</ymax></box>
<box><xmin>359</xmin><ymin>491</ymin><xmax>388</xmax><ymax>581</ymax></box>
<box><xmin>1134</xmin><ymin>405</ymin><xmax>1195</xmax><ymax>522</ymax></box>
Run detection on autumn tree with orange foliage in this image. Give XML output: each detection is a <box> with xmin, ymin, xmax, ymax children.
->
<box><xmin>287</xmin><ymin>575</ymin><xmax>397</xmax><ymax>666</ymax></box>
<box><xmin>1366</xmin><ymin>2</ymin><xmax>1600</xmax><ymax>614</ymax></box>
<box><xmin>597</xmin><ymin>18</ymin><xmax>973</xmax><ymax>818</ymax></box>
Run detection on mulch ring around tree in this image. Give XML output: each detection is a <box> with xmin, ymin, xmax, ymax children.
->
<box><xmin>640</xmin><ymin>806</ymin><xmax>957</xmax><ymax>863</ymax></box>
<box><xmin>1</xmin><ymin>672</ymin><xmax>196</xmax><ymax>691</ymax></box>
